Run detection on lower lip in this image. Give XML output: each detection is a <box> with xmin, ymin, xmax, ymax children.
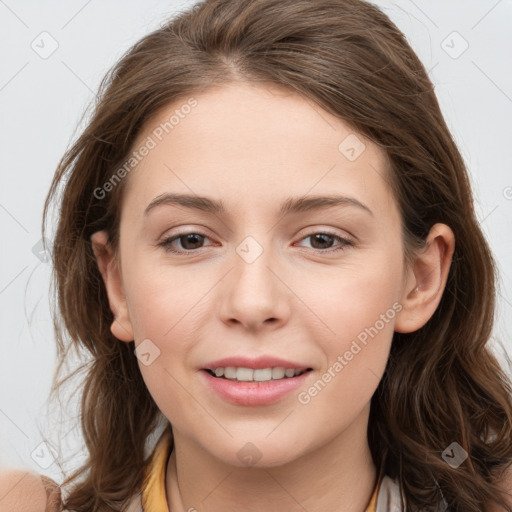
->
<box><xmin>200</xmin><ymin>370</ymin><xmax>312</xmax><ymax>406</ymax></box>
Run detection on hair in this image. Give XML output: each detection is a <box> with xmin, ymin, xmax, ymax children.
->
<box><xmin>42</xmin><ymin>0</ymin><xmax>512</xmax><ymax>510</ymax></box>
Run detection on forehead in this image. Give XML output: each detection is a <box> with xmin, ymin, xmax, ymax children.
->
<box><xmin>121</xmin><ymin>82</ymin><xmax>396</xmax><ymax>221</ymax></box>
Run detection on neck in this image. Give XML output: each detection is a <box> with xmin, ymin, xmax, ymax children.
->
<box><xmin>165</xmin><ymin>404</ymin><xmax>378</xmax><ymax>512</ymax></box>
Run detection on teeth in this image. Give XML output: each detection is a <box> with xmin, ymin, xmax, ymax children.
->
<box><xmin>211</xmin><ymin>366</ymin><xmax>307</xmax><ymax>382</ymax></box>
<box><xmin>237</xmin><ymin>368</ymin><xmax>254</xmax><ymax>381</ymax></box>
<box><xmin>272</xmin><ymin>367</ymin><xmax>285</xmax><ymax>379</ymax></box>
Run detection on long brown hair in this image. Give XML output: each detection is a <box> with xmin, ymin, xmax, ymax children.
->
<box><xmin>42</xmin><ymin>0</ymin><xmax>512</xmax><ymax>510</ymax></box>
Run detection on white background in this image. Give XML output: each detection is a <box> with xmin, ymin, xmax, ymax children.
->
<box><xmin>1</xmin><ymin>0</ymin><xmax>511</xmax><ymax>484</ymax></box>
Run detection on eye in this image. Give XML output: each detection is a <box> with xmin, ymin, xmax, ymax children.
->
<box><xmin>158</xmin><ymin>231</ymin><xmax>213</xmax><ymax>254</ymax></box>
<box><xmin>295</xmin><ymin>231</ymin><xmax>353</xmax><ymax>253</ymax></box>
<box><xmin>158</xmin><ymin>230</ymin><xmax>353</xmax><ymax>255</ymax></box>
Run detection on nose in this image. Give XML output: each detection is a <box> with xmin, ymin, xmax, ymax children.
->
<box><xmin>217</xmin><ymin>237</ymin><xmax>291</xmax><ymax>332</ymax></box>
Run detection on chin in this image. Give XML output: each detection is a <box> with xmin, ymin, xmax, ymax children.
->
<box><xmin>214</xmin><ymin>439</ymin><xmax>306</xmax><ymax>469</ymax></box>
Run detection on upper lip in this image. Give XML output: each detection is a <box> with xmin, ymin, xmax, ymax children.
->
<box><xmin>202</xmin><ymin>356</ymin><xmax>312</xmax><ymax>371</ymax></box>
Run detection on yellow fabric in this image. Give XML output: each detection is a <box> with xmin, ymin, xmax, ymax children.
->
<box><xmin>141</xmin><ymin>426</ymin><xmax>173</xmax><ymax>512</ymax></box>
<box><xmin>141</xmin><ymin>425</ymin><xmax>382</xmax><ymax>512</ymax></box>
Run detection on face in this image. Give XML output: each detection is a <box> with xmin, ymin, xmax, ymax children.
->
<box><xmin>96</xmin><ymin>82</ymin><xmax>423</xmax><ymax>468</ymax></box>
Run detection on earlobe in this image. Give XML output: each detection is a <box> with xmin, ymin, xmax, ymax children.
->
<box><xmin>90</xmin><ymin>230</ymin><xmax>134</xmax><ymax>342</ymax></box>
<box><xmin>394</xmin><ymin>223</ymin><xmax>455</xmax><ymax>334</ymax></box>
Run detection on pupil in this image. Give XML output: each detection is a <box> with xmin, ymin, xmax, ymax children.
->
<box><xmin>182</xmin><ymin>233</ymin><xmax>202</xmax><ymax>250</ymax></box>
<box><xmin>312</xmin><ymin>233</ymin><xmax>333</xmax><ymax>249</ymax></box>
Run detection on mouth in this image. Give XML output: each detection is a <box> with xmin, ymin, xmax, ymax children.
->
<box><xmin>200</xmin><ymin>365</ymin><xmax>314</xmax><ymax>406</ymax></box>
<box><xmin>203</xmin><ymin>367</ymin><xmax>313</xmax><ymax>382</ymax></box>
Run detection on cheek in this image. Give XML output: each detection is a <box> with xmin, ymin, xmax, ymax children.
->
<box><xmin>124</xmin><ymin>268</ymin><xmax>200</xmax><ymax>423</ymax></box>
<box><xmin>296</xmin><ymin>283</ymin><xmax>397</xmax><ymax>426</ymax></box>
<box><xmin>295</xmin><ymin>249</ymin><xmax>402</xmax><ymax>396</ymax></box>
<box><xmin>299</xmin><ymin>246</ymin><xmax>403</xmax><ymax>337</ymax></box>
<box><xmin>123</xmin><ymin>260</ymin><xmax>200</xmax><ymax>339</ymax></box>
<box><xmin>122</xmin><ymin>262</ymin><xmax>209</xmax><ymax>394</ymax></box>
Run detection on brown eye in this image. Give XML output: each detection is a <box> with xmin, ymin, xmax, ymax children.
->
<box><xmin>159</xmin><ymin>232</ymin><xmax>212</xmax><ymax>253</ymax></box>
<box><xmin>296</xmin><ymin>232</ymin><xmax>353</xmax><ymax>253</ymax></box>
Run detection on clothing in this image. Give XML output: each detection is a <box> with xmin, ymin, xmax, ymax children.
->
<box><xmin>132</xmin><ymin>425</ymin><xmax>400</xmax><ymax>512</ymax></box>
<box><xmin>51</xmin><ymin>425</ymin><xmax>444</xmax><ymax>512</ymax></box>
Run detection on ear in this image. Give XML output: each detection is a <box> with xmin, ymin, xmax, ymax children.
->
<box><xmin>394</xmin><ymin>223</ymin><xmax>455</xmax><ymax>333</ymax></box>
<box><xmin>90</xmin><ymin>230</ymin><xmax>134</xmax><ymax>342</ymax></box>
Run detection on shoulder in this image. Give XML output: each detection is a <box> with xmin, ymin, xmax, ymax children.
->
<box><xmin>0</xmin><ymin>469</ymin><xmax>62</xmax><ymax>512</ymax></box>
<box><xmin>377</xmin><ymin>467</ymin><xmax>512</xmax><ymax>512</ymax></box>
<box><xmin>376</xmin><ymin>475</ymin><xmax>447</xmax><ymax>512</ymax></box>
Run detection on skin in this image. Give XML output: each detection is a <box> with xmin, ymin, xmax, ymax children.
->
<box><xmin>91</xmin><ymin>82</ymin><xmax>456</xmax><ymax>512</ymax></box>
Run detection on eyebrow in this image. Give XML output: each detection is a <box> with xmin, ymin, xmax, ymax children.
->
<box><xmin>144</xmin><ymin>192</ymin><xmax>373</xmax><ymax>217</ymax></box>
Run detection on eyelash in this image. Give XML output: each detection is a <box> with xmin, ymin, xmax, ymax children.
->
<box><xmin>157</xmin><ymin>230</ymin><xmax>354</xmax><ymax>255</ymax></box>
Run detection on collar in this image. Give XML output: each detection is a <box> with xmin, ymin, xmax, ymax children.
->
<box><xmin>140</xmin><ymin>426</ymin><xmax>383</xmax><ymax>512</ymax></box>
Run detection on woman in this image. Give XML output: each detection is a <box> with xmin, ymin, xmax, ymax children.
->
<box><xmin>2</xmin><ymin>0</ymin><xmax>512</xmax><ymax>510</ymax></box>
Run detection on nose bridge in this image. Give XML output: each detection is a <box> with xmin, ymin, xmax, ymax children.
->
<box><xmin>233</xmin><ymin>232</ymin><xmax>279</xmax><ymax>301</ymax></box>
<box><xmin>219</xmin><ymin>231</ymin><xmax>289</xmax><ymax>329</ymax></box>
